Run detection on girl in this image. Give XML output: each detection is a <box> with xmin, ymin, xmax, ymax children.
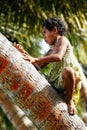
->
<box><xmin>14</xmin><ymin>16</ymin><xmax>82</xmax><ymax>115</ymax></box>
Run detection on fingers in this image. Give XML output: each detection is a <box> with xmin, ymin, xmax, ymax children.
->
<box><xmin>23</xmin><ymin>56</ymin><xmax>38</xmax><ymax>64</ymax></box>
<box><xmin>14</xmin><ymin>43</ymin><xmax>23</xmax><ymax>50</ymax></box>
<box><xmin>13</xmin><ymin>42</ymin><xmax>16</xmax><ymax>46</ymax></box>
<box><xmin>23</xmin><ymin>56</ymin><xmax>30</xmax><ymax>61</ymax></box>
<box><xmin>13</xmin><ymin>43</ymin><xmax>26</xmax><ymax>54</ymax></box>
<box><xmin>68</xmin><ymin>101</ymin><xmax>77</xmax><ymax>115</ymax></box>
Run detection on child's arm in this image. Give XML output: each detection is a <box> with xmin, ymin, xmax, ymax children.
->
<box><xmin>13</xmin><ymin>37</ymin><xmax>69</xmax><ymax>69</ymax></box>
<box><xmin>28</xmin><ymin>37</ymin><xmax>69</xmax><ymax>68</ymax></box>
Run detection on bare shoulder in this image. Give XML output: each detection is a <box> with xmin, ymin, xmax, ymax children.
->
<box><xmin>61</xmin><ymin>36</ymin><xmax>70</xmax><ymax>44</ymax></box>
<box><xmin>61</xmin><ymin>36</ymin><xmax>71</xmax><ymax>47</ymax></box>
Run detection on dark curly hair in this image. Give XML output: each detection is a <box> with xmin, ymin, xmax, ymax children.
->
<box><xmin>42</xmin><ymin>16</ymin><xmax>66</xmax><ymax>36</ymax></box>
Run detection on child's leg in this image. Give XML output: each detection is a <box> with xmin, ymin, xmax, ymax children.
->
<box><xmin>62</xmin><ymin>67</ymin><xmax>77</xmax><ymax>115</ymax></box>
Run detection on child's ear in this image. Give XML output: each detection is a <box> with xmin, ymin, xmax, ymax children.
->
<box><xmin>53</xmin><ymin>27</ymin><xmax>58</xmax><ymax>34</ymax></box>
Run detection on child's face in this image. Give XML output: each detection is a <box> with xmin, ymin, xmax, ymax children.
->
<box><xmin>42</xmin><ymin>27</ymin><xmax>57</xmax><ymax>45</ymax></box>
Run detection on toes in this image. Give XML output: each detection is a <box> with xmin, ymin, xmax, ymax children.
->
<box><xmin>69</xmin><ymin>107</ymin><xmax>76</xmax><ymax>115</ymax></box>
<box><xmin>68</xmin><ymin>101</ymin><xmax>77</xmax><ymax>115</ymax></box>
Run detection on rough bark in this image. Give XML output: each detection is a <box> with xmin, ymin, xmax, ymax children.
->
<box><xmin>0</xmin><ymin>89</ymin><xmax>37</xmax><ymax>130</ymax></box>
<box><xmin>0</xmin><ymin>33</ymin><xmax>87</xmax><ymax>130</ymax></box>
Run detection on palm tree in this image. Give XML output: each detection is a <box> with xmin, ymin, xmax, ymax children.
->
<box><xmin>0</xmin><ymin>33</ymin><xmax>87</xmax><ymax>130</ymax></box>
<box><xmin>0</xmin><ymin>89</ymin><xmax>37</xmax><ymax>130</ymax></box>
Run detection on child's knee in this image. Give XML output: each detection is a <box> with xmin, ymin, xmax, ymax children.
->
<box><xmin>62</xmin><ymin>67</ymin><xmax>75</xmax><ymax>79</ymax></box>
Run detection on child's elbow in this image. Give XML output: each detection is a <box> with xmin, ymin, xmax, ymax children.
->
<box><xmin>55</xmin><ymin>55</ymin><xmax>62</xmax><ymax>62</ymax></box>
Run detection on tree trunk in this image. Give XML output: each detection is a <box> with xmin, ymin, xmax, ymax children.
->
<box><xmin>0</xmin><ymin>89</ymin><xmax>37</xmax><ymax>130</ymax></box>
<box><xmin>0</xmin><ymin>33</ymin><xmax>87</xmax><ymax>130</ymax></box>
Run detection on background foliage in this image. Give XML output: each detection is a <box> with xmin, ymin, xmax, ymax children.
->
<box><xmin>0</xmin><ymin>0</ymin><xmax>87</xmax><ymax>62</ymax></box>
<box><xmin>0</xmin><ymin>0</ymin><xmax>87</xmax><ymax>129</ymax></box>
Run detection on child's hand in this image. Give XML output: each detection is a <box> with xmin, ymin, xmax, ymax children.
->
<box><xmin>13</xmin><ymin>43</ymin><xmax>26</xmax><ymax>54</ymax></box>
<box><xmin>24</xmin><ymin>55</ymin><xmax>38</xmax><ymax>64</ymax></box>
<box><xmin>13</xmin><ymin>43</ymin><xmax>39</xmax><ymax>64</ymax></box>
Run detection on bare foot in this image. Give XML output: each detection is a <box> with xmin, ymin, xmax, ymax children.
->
<box><xmin>67</xmin><ymin>100</ymin><xmax>77</xmax><ymax>115</ymax></box>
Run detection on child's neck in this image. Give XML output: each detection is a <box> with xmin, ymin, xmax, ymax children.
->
<box><xmin>55</xmin><ymin>35</ymin><xmax>61</xmax><ymax>44</ymax></box>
